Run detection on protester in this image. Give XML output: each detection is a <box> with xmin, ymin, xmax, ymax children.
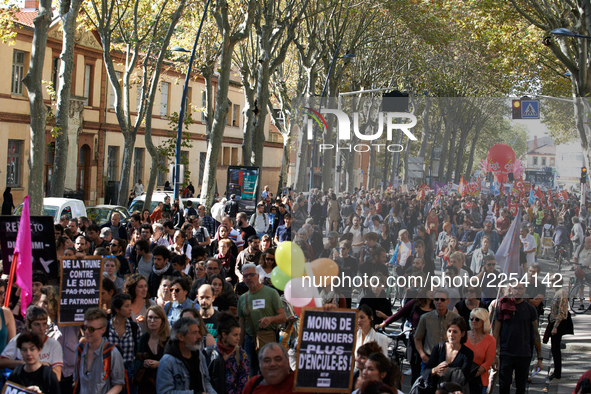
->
<box><xmin>356</xmin><ymin>305</ymin><xmax>389</xmax><ymax>357</ymax></box>
<box><xmin>352</xmin><ymin>352</ymin><xmax>399</xmax><ymax>394</ymax></box>
<box><xmin>165</xmin><ymin>277</ymin><xmax>198</xmax><ymax>326</ymax></box>
<box><xmin>156</xmin><ymin>317</ymin><xmax>216</xmax><ymax>393</ymax></box>
<box><xmin>465</xmin><ymin>308</ymin><xmax>496</xmax><ymax>394</ymax></box>
<box><xmin>242</xmin><ymin>343</ymin><xmax>295</xmax><ymax>393</ymax></box>
<box><xmin>73</xmin><ymin>308</ymin><xmax>125</xmax><ymax>394</ymax></box>
<box><xmin>106</xmin><ymin>293</ymin><xmax>139</xmax><ymax>385</ymax></box>
<box><xmin>206</xmin><ymin>312</ymin><xmax>249</xmax><ymax>394</ymax></box>
<box><xmin>238</xmin><ymin>263</ymin><xmax>286</xmax><ymax>377</ymax></box>
<box><xmin>547</xmin><ymin>274</ymin><xmax>573</xmax><ymax>381</ymax></box>
<box><xmin>153</xmin><ymin>276</ymin><xmax>173</xmax><ymax>308</ymax></box>
<box><xmin>134</xmin><ymin>305</ymin><xmax>169</xmax><ymax>394</ymax></box>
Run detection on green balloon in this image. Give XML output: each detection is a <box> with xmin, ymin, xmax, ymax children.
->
<box><xmin>275</xmin><ymin>241</ymin><xmax>306</xmax><ymax>277</ymax></box>
<box><xmin>271</xmin><ymin>266</ymin><xmax>291</xmax><ymax>290</ymax></box>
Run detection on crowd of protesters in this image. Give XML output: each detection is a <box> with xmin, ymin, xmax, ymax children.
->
<box><xmin>1</xmin><ymin>183</ymin><xmax>590</xmax><ymax>394</ymax></box>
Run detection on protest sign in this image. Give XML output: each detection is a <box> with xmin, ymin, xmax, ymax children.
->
<box><xmin>294</xmin><ymin>308</ymin><xmax>358</xmax><ymax>393</ymax></box>
<box><xmin>0</xmin><ymin>216</ymin><xmax>58</xmax><ymax>278</ymax></box>
<box><xmin>2</xmin><ymin>381</ymin><xmax>38</xmax><ymax>394</ymax></box>
<box><xmin>58</xmin><ymin>256</ymin><xmax>103</xmax><ymax>326</ymax></box>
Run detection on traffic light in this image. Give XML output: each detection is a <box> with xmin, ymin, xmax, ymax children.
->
<box><xmin>512</xmin><ymin>99</ymin><xmax>521</xmax><ymax>119</ymax></box>
<box><xmin>582</xmin><ymin>166</ymin><xmax>587</xmax><ymax>184</ymax></box>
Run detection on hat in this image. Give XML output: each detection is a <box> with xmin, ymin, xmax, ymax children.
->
<box><xmin>327</xmin><ymin>231</ymin><xmax>340</xmax><ymax>238</ymax></box>
<box><xmin>100</xmin><ymin>227</ymin><xmax>111</xmax><ymax>237</ymax></box>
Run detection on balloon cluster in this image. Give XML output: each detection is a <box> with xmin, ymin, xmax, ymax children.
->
<box><xmin>271</xmin><ymin>241</ymin><xmax>340</xmax><ymax>315</ymax></box>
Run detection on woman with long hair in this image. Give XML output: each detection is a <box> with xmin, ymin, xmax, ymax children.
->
<box><xmin>141</xmin><ymin>209</ymin><xmax>152</xmax><ymax>225</ymax></box>
<box><xmin>37</xmin><ymin>286</ymin><xmax>60</xmax><ymax>341</ymax></box>
<box><xmin>378</xmin><ymin>222</ymin><xmax>393</xmax><ymax>253</ymax></box>
<box><xmin>453</xmin><ymin>286</ymin><xmax>486</xmax><ymax>326</ymax></box>
<box><xmin>547</xmin><ymin>274</ymin><xmax>572</xmax><ymax>381</ymax></box>
<box><xmin>441</xmin><ymin>236</ymin><xmax>460</xmax><ymax>268</ymax></box>
<box><xmin>101</xmin><ymin>277</ymin><xmax>117</xmax><ymax>318</ymax></box>
<box><xmin>210</xmin><ymin>225</ymin><xmax>238</xmax><ymax>257</ymax></box>
<box><xmin>356</xmin><ymin>305</ymin><xmax>389</xmax><ymax>357</ymax></box>
<box><xmin>56</xmin><ymin>235</ymin><xmax>73</xmax><ymax>258</ymax></box>
<box><xmin>134</xmin><ymin>305</ymin><xmax>170</xmax><ymax>394</ymax></box>
<box><xmin>169</xmin><ymin>229</ymin><xmax>192</xmax><ymax>258</ymax></box>
<box><xmin>217</xmin><ymin>239</ymin><xmax>237</xmax><ymax>285</ymax></box>
<box><xmin>260</xmin><ymin>234</ymin><xmax>273</xmax><ymax>251</ymax></box>
<box><xmin>424</xmin><ymin>317</ymin><xmax>474</xmax><ymax>391</ymax></box>
<box><xmin>124</xmin><ymin>275</ymin><xmax>155</xmax><ymax>334</ymax></box>
<box><xmin>126</xmin><ymin>228</ymin><xmax>141</xmax><ymax>260</ymax></box>
<box><xmin>209</xmin><ymin>274</ymin><xmax>237</xmax><ymax>315</ymax></box>
<box><xmin>353</xmin><ymin>341</ymin><xmax>383</xmax><ymax>390</ymax></box>
<box><xmin>352</xmin><ymin>352</ymin><xmax>399</xmax><ymax>394</ymax></box>
<box><xmin>256</xmin><ymin>248</ymin><xmax>276</xmax><ymax>284</ymax></box>
<box><xmin>108</xmin><ymin>293</ymin><xmax>140</xmax><ymax>386</ymax></box>
<box><xmin>153</xmin><ymin>276</ymin><xmax>173</xmax><ymax>308</ymax></box>
<box><xmin>206</xmin><ymin>312</ymin><xmax>249</xmax><ymax>394</ymax></box>
<box><xmin>465</xmin><ymin>308</ymin><xmax>496</xmax><ymax>394</ymax></box>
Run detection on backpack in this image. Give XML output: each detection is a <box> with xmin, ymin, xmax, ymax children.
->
<box><xmin>73</xmin><ymin>341</ymin><xmax>130</xmax><ymax>394</ymax></box>
<box><xmin>195</xmin><ymin>227</ymin><xmax>207</xmax><ymax>243</ymax></box>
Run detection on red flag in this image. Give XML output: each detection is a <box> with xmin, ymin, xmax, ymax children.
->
<box><xmin>13</xmin><ymin>196</ymin><xmax>32</xmax><ymax>318</ymax></box>
<box><xmin>534</xmin><ymin>187</ymin><xmax>544</xmax><ymax>201</ymax></box>
<box><xmin>547</xmin><ymin>190</ymin><xmax>553</xmax><ymax>204</ymax></box>
<box><xmin>430</xmin><ymin>192</ymin><xmax>442</xmax><ymax>212</ymax></box>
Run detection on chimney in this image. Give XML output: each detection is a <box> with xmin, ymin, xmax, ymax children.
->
<box><xmin>533</xmin><ymin>136</ymin><xmax>538</xmax><ymax>150</ymax></box>
<box><xmin>24</xmin><ymin>0</ymin><xmax>39</xmax><ymax>8</ymax></box>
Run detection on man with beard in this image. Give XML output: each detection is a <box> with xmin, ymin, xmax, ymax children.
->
<box><xmin>157</xmin><ymin>317</ymin><xmax>215</xmax><ymax>393</ymax></box>
<box><xmin>235</xmin><ymin>235</ymin><xmax>262</xmax><ymax>282</ymax></box>
<box><xmin>237</xmin><ymin>212</ymin><xmax>257</xmax><ymax>242</ymax></box>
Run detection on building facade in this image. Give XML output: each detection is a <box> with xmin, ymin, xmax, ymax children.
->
<box><xmin>1</xmin><ymin>5</ymin><xmax>284</xmax><ymax>207</ymax></box>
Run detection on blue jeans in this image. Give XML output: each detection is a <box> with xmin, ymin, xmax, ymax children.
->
<box><xmin>244</xmin><ymin>334</ymin><xmax>259</xmax><ymax>378</ymax></box>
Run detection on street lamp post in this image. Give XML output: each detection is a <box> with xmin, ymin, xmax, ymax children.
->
<box><xmin>307</xmin><ymin>41</ymin><xmax>354</xmax><ymax>211</ymax></box>
<box><xmin>171</xmin><ymin>0</ymin><xmax>211</xmax><ymax>203</ymax></box>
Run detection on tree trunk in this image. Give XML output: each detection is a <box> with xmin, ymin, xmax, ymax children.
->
<box><xmin>202</xmin><ymin>0</ymin><xmax>253</xmax><ymax>210</ymax></box>
<box><xmin>50</xmin><ymin>0</ymin><xmax>82</xmax><ymax>197</ymax></box>
<box><xmin>445</xmin><ymin>126</ymin><xmax>457</xmax><ymax>182</ymax></box>
<box><xmin>277</xmin><ymin>134</ymin><xmax>290</xmax><ymax>193</ymax></box>
<box><xmin>241</xmin><ymin>82</ymin><xmax>255</xmax><ymax>166</ymax></box>
<box><xmin>437</xmin><ymin>124</ymin><xmax>451</xmax><ymax>181</ymax></box>
<box><xmin>22</xmin><ymin>0</ymin><xmax>52</xmax><ymax>215</ymax></box>
<box><xmin>465</xmin><ymin>128</ymin><xmax>482</xmax><ymax>177</ymax></box>
<box><xmin>418</xmin><ymin>97</ymin><xmax>431</xmax><ymax>159</ymax></box>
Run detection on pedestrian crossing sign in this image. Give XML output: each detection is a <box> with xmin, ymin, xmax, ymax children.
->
<box><xmin>521</xmin><ymin>100</ymin><xmax>539</xmax><ymax>119</ymax></box>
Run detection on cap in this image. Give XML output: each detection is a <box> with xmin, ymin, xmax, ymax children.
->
<box><xmin>327</xmin><ymin>231</ymin><xmax>340</xmax><ymax>238</ymax></box>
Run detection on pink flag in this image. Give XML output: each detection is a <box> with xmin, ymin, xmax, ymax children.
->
<box><xmin>495</xmin><ymin>207</ymin><xmax>522</xmax><ymax>276</ymax></box>
<box><xmin>14</xmin><ymin>195</ymin><xmax>32</xmax><ymax>318</ymax></box>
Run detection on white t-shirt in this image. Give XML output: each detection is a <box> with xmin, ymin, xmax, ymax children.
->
<box><xmin>399</xmin><ymin>241</ymin><xmax>413</xmax><ymax>267</ymax></box>
<box><xmin>521</xmin><ymin>233</ymin><xmax>536</xmax><ymax>265</ymax></box>
<box><xmin>1</xmin><ymin>334</ymin><xmax>63</xmax><ymax>368</ymax></box>
<box><xmin>256</xmin><ymin>265</ymin><xmax>272</xmax><ymax>282</ymax></box>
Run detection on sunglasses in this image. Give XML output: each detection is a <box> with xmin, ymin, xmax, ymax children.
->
<box><xmin>171</xmin><ymin>288</ymin><xmax>182</xmax><ymax>293</ymax></box>
<box><xmin>265</xmin><ymin>257</ymin><xmax>275</xmax><ymax>262</ymax></box>
<box><xmin>434</xmin><ymin>298</ymin><xmax>447</xmax><ymax>302</ymax></box>
<box><xmin>82</xmin><ymin>325</ymin><xmax>105</xmax><ymax>333</ymax></box>
<box><xmin>470</xmin><ymin>317</ymin><xmax>481</xmax><ymax>322</ymax></box>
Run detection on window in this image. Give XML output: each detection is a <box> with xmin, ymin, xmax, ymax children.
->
<box><xmin>542</xmin><ymin>157</ymin><xmax>546</xmax><ymax>166</ymax></box>
<box><xmin>550</xmin><ymin>158</ymin><xmax>555</xmax><ymax>166</ymax></box>
<box><xmin>232</xmin><ymin>104</ymin><xmax>240</xmax><ymax>127</ymax></box>
<box><xmin>199</xmin><ymin>152</ymin><xmax>206</xmax><ymax>184</ymax></box>
<box><xmin>231</xmin><ymin>147</ymin><xmax>238</xmax><ymax>165</ymax></box>
<box><xmin>273</xmin><ymin>108</ymin><xmax>285</xmax><ymax>125</ymax></box>
<box><xmin>157</xmin><ymin>155</ymin><xmax>167</xmax><ymax>186</ymax></box>
<box><xmin>83</xmin><ymin>64</ymin><xmax>93</xmax><ymax>105</ymax></box>
<box><xmin>223</xmin><ymin>147</ymin><xmax>231</xmax><ymax>166</ymax></box>
<box><xmin>133</xmin><ymin>148</ymin><xmax>144</xmax><ymax>185</ymax></box>
<box><xmin>533</xmin><ymin>157</ymin><xmax>538</xmax><ymax>166</ymax></box>
<box><xmin>109</xmin><ymin>71</ymin><xmax>122</xmax><ymax>109</ymax></box>
<box><xmin>201</xmin><ymin>91</ymin><xmax>207</xmax><ymax>122</ymax></box>
<box><xmin>11</xmin><ymin>50</ymin><xmax>25</xmax><ymax>95</ymax></box>
<box><xmin>185</xmin><ymin>87</ymin><xmax>192</xmax><ymax>114</ymax></box>
<box><xmin>160</xmin><ymin>81</ymin><xmax>170</xmax><ymax>116</ymax></box>
<box><xmin>106</xmin><ymin>146</ymin><xmax>119</xmax><ymax>181</ymax></box>
<box><xmin>227</xmin><ymin>100</ymin><xmax>232</xmax><ymax>125</ymax></box>
<box><xmin>6</xmin><ymin>140</ymin><xmax>23</xmax><ymax>187</ymax></box>
<box><xmin>51</xmin><ymin>57</ymin><xmax>60</xmax><ymax>94</ymax></box>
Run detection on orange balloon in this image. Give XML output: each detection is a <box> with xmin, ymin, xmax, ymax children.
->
<box><xmin>310</xmin><ymin>258</ymin><xmax>339</xmax><ymax>283</ymax></box>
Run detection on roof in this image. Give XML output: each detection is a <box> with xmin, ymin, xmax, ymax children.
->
<box><xmin>14</xmin><ymin>10</ymin><xmax>37</xmax><ymax>28</ymax></box>
<box><xmin>528</xmin><ymin>144</ymin><xmax>556</xmax><ymax>155</ymax></box>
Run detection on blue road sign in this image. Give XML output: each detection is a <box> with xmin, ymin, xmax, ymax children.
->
<box><xmin>521</xmin><ymin>100</ymin><xmax>539</xmax><ymax>119</ymax></box>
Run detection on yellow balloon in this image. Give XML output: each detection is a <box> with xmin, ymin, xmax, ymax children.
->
<box><xmin>310</xmin><ymin>258</ymin><xmax>339</xmax><ymax>282</ymax></box>
<box><xmin>275</xmin><ymin>241</ymin><xmax>306</xmax><ymax>277</ymax></box>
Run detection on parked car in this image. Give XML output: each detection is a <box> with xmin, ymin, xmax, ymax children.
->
<box><xmin>86</xmin><ymin>205</ymin><xmax>130</xmax><ymax>226</ymax></box>
<box><xmin>128</xmin><ymin>192</ymin><xmax>202</xmax><ymax>214</ymax></box>
<box><xmin>14</xmin><ymin>197</ymin><xmax>87</xmax><ymax>224</ymax></box>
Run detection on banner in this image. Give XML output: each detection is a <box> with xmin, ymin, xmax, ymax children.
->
<box><xmin>2</xmin><ymin>381</ymin><xmax>38</xmax><ymax>394</ymax></box>
<box><xmin>433</xmin><ymin>182</ymin><xmax>449</xmax><ymax>195</ymax></box>
<box><xmin>294</xmin><ymin>308</ymin><xmax>358</xmax><ymax>392</ymax></box>
<box><xmin>58</xmin><ymin>256</ymin><xmax>103</xmax><ymax>326</ymax></box>
<box><xmin>495</xmin><ymin>207</ymin><xmax>522</xmax><ymax>276</ymax></box>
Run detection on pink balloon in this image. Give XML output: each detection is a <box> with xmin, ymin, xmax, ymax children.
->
<box><xmin>284</xmin><ymin>277</ymin><xmax>313</xmax><ymax>307</ymax></box>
